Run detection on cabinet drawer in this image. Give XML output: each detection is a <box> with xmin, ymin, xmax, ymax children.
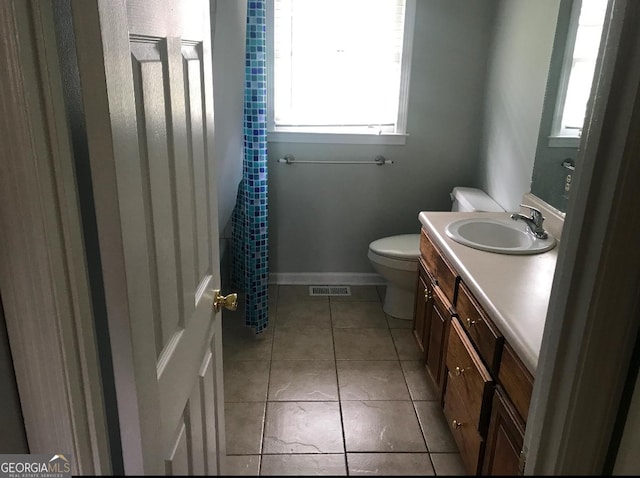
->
<box><xmin>444</xmin><ymin>370</ymin><xmax>484</xmax><ymax>475</ymax></box>
<box><xmin>498</xmin><ymin>343</ymin><xmax>533</xmax><ymax>423</ymax></box>
<box><xmin>456</xmin><ymin>282</ymin><xmax>504</xmax><ymax>373</ymax></box>
<box><xmin>419</xmin><ymin>229</ymin><xmax>457</xmax><ymax>304</ymax></box>
<box><xmin>446</xmin><ymin>317</ymin><xmax>494</xmax><ymax>431</ymax></box>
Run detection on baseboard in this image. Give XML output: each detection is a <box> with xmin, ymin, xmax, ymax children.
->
<box><xmin>269</xmin><ymin>272</ymin><xmax>386</xmax><ymax>285</ymax></box>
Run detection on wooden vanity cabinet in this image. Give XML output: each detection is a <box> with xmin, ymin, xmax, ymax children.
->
<box><xmin>414</xmin><ymin>230</ymin><xmax>457</xmax><ymax>399</ymax></box>
<box><xmin>413</xmin><ymin>260</ymin><xmax>431</xmax><ymax>355</ymax></box>
<box><xmin>443</xmin><ymin>317</ymin><xmax>494</xmax><ymax>474</ymax></box>
<box><xmin>427</xmin><ymin>285</ymin><xmax>452</xmax><ymax>396</ymax></box>
<box><xmin>483</xmin><ymin>386</ymin><xmax>526</xmax><ymax>476</ymax></box>
<box><xmin>413</xmin><ymin>226</ymin><xmax>536</xmax><ymax>476</ymax></box>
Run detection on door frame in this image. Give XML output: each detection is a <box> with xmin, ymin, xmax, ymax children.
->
<box><xmin>525</xmin><ymin>0</ymin><xmax>640</xmax><ymax>473</ymax></box>
<box><xmin>0</xmin><ymin>0</ymin><xmax>110</xmax><ymax>474</ymax></box>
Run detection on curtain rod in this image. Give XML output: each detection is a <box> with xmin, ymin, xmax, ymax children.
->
<box><xmin>277</xmin><ymin>154</ymin><xmax>394</xmax><ymax>165</ymax></box>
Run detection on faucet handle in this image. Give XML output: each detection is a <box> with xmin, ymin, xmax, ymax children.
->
<box><xmin>519</xmin><ymin>204</ymin><xmax>544</xmax><ymax>222</ymax></box>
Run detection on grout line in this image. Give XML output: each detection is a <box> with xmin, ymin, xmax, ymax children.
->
<box><xmin>258</xmin><ymin>285</ymin><xmax>278</xmax><ymax>475</ymax></box>
<box><xmin>329</xmin><ymin>295</ymin><xmax>350</xmax><ymax>475</ymax></box>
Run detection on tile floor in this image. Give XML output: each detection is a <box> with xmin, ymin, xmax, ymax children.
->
<box><xmin>221</xmin><ymin>284</ymin><xmax>467</xmax><ymax>476</ymax></box>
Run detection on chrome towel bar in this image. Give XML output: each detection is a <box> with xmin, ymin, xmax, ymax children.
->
<box><xmin>277</xmin><ymin>154</ymin><xmax>393</xmax><ymax>165</ymax></box>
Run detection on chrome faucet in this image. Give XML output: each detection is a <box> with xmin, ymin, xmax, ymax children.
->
<box><xmin>511</xmin><ymin>204</ymin><xmax>549</xmax><ymax>239</ymax></box>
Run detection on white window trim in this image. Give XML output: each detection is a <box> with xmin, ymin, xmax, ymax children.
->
<box><xmin>549</xmin><ymin>0</ymin><xmax>583</xmax><ymax>147</ymax></box>
<box><xmin>266</xmin><ymin>0</ymin><xmax>415</xmax><ymax>145</ymax></box>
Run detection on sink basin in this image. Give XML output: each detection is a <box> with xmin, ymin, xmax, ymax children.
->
<box><xmin>445</xmin><ymin>217</ymin><xmax>556</xmax><ymax>255</ymax></box>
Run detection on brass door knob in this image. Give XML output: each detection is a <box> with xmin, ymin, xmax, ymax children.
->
<box><xmin>213</xmin><ymin>290</ymin><xmax>238</xmax><ymax>312</ymax></box>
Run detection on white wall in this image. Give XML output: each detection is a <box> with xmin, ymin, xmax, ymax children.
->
<box><xmin>268</xmin><ymin>0</ymin><xmax>497</xmax><ymax>276</ymax></box>
<box><xmin>212</xmin><ymin>0</ymin><xmax>247</xmax><ymax>236</ymax></box>
<box><xmin>479</xmin><ymin>0</ymin><xmax>561</xmax><ymax>212</ymax></box>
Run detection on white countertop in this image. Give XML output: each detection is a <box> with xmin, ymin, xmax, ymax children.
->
<box><xmin>418</xmin><ymin>211</ymin><xmax>559</xmax><ymax>375</ymax></box>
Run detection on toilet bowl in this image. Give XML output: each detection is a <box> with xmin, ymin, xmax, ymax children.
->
<box><xmin>369</xmin><ymin>187</ymin><xmax>503</xmax><ymax>320</ymax></box>
<box><xmin>368</xmin><ymin>234</ymin><xmax>420</xmax><ymax>320</ymax></box>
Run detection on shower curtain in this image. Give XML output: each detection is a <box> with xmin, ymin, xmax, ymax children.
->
<box><xmin>230</xmin><ymin>0</ymin><xmax>269</xmax><ymax>333</ymax></box>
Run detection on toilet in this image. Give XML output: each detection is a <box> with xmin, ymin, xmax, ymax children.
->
<box><xmin>368</xmin><ymin>187</ymin><xmax>504</xmax><ymax>319</ymax></box>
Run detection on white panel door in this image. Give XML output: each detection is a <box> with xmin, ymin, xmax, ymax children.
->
<box><xmin>72</xmin><ymin>0</ymin><xmax>227</xmax><ymax>474</ymax></box>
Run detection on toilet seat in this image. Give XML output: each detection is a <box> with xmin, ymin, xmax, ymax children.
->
<box><xmin>368</xmin><ymin>234</ymin><xmax>420</xmax><ymax>261</ymax></box>
<box><xmin>368</xmin><ymin>249</ymin><xmax>418</xmax><ymax>272</ymax></box>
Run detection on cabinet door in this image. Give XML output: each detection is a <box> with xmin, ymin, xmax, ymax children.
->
<box><xmin>413</xmin><ymin>262</ymin><xmax>432</xmax><ymax>354</ymax></box>
<box><xmin>482</xmin><ymin>386</ymin><xmax>525</xmax><ymax>476</ymax></box>
<box><xmin>426</xmin><ymin>286</ymin><xmax>449</xmax><ymax>397</ymax></box>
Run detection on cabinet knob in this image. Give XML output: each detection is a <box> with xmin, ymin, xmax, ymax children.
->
<box><xmin>466</xmin><ymin>318</ymin><xmax>478</xmax><ymax>327</ymax></box>
<box><xmin>455</xmin><ymin>366</ymin><xmax>465</xmax><ymax>376</ymax></box>
<box><xmin>424</xmin><ymin>289</ymin><xmax>432</xmax><ymax>301</ymax></box>
<box><xmin>452</xmin><ymin>419</ymin><xmax>463</xmax><ymax>429</ymax></box>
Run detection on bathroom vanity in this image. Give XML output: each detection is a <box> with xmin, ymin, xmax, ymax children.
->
<box><xmin>413</xmin><ymin>211</ymin><xmax>558</xmax><ymax>475</ymax></box>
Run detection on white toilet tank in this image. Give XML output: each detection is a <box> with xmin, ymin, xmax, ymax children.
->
<box><xmin>450</xmin><ymin>187</ymin><xmax>504</xmax><ymax>213</ymax></box>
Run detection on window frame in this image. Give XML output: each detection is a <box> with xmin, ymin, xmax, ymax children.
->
<box><xmin>266</xmin><ymin>0</ymin><xmax>416</xmax><ymax>145</ymax></box>
<box><xmin>549</xmin><ymin>0</ymin><xmax>606</xmax><ymax>148</ymax></box>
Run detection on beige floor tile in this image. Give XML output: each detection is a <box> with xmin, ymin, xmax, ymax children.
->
<box><xmin>224</xmin><ymin>455</ymin><xmax>260</xmax><ymax>476</ymax></box>
<box><xmin>334</xmin><ymin>328</ymin><xmax>397</xmax><ymax>360</ymax></box>
<box><xmin>413</xmin><ymin>401</ymin><xmax>458</xmax><ymax>453</ymax></box>
<box><xmin>391</xmin><ymin>328</ymin><xmax>425</xmax><ymax>361</ymax></box>
<box><xmin>337</xmin><ymin>360</ymin><xmax>410</xmax><ymax>401</ymax></box>
<box><xmin>268</xmin><ymin>360</ymin><xmax>338</xmax><ymax>401</ymax></box>
<box><xmin>330</xmin><ymin>301</ymin><xmax>388</xmax><ymax>329</ymax></box>
<box><xmin>430</xmin><ymin>453</ymin><xmax>467</xmax><ymax>475</ymax></box>
<box><xmin>223</xmin><ymin>325</ymin><xmax>273</xmax><ymax>362</ymax></box>
<box><xmin>268</xmin><ymin>284</ymin><xmax>278</xmax><ymax>306</ymax></box>
<box><xmin>224</xmin><ymin>360</ymin><xmax>270</xmax><ymax>402</ymax></box>
<box><xmin>401</xmin><ymin>361</ymin><xmax>440</xmax><ymax>401</ymax></box>
<box><xmin>221</xmin><ymin>283</ymin><xmax>458</xmax><ymax>473</ymax></box>
<box><xmin>263</xmin><ymin>401</ymin><xmax>344</xmax><ymax>454</ymax></box>
<box><xmin>330</xmin><ymin>285</ymin><xmax>380</xmax><ymax>302</ymax></box>
<box><xmin>225</xmin><ymin>402</ymin><xmax>266</xmax><ymax>455</ymax></box>
<box><xmin>272</xmin><ymin>326</ymin><xmax>334</xmax><ymax>360</ymax></box>
<box><xmin>386</xmin><ymin>314</ymin><xmax>414</xmax><ymax>329</ymax></box>
<box><xmin>275</xmin><ymin>301</ymin><xmax>331</xmax><ymax>328</ymax></box>
<box><xmin>341</xmin><ymin>400</ymin><xmax>427</xmax><ymax>452</ymax></box>
<box><xmin>260</xmin><ymin>454</ymin><xmax>346</xmax><ymax>475</ymax></box>
<box><xmin>347</xmin><ymin>452</ymin><xmax>434</xmax><ymax>475</ymax></box>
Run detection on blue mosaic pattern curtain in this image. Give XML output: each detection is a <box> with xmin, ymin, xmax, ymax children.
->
<box><xmin>230</xmin><ymin>0</ymin><xmax>269</xmax><ymax>333</ymax></box>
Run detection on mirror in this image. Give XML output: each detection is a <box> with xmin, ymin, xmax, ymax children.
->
<box><xmin>531</xmin><ymin>0</ymin><xmax>608</xmax><ymax>212</ymax></box>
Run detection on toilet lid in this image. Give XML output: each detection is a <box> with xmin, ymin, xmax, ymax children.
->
<box><xmin>369</xmin><ymin>234</ymin><xmax>420</xmax><ymax>260</ymax></box>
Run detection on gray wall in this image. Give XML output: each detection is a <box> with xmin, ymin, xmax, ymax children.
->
<box><xmin>268</xmin><ymin>0</ymin><xmax>497</xmax><ymax>275</ymax></box>
<box><xmin>479</xmin><ymin>0</ymin><xmax>561</xmax><ymax>212</ymax></box>
<box><xmin>212</xmin><ymin>0</ymin><xmax>246</xmax><ymax>237</ymax></box>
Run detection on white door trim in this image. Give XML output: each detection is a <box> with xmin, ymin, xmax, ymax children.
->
<box><xmin>0</xmin><ymin>1</ymin><xmax>110</xmax><ymax>474</ymax></box>
<box><xmin>526</xmin><ymin>0</ymin><xmax>640</xmax><ymax>473</ymax></box>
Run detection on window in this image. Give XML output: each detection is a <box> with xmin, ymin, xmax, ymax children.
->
<box><xmin>267</xmin><ymin>0</ymin><xmax>415</xmax><ymax>144</ymax></box>
<box><xmin>550</xmin><ymin>0</ymin><xmax>608</xmax><ymax>146</ymax></box>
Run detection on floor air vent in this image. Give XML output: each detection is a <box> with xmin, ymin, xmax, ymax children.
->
<box><xmin>309</xmin><ymin>286</ymin><xmax>352</xmax><ymax>297</ymax></box>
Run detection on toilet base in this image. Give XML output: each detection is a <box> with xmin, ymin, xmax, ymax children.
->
<box><xmin>383</xmin><ymin>283</ymin><xmax>416</xmax><ymax>320</ymax></box>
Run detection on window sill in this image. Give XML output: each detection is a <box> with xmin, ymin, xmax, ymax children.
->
<box><xmin>548</xmin><ymin>135</ymin><xmax>581</xmax><ymax>148</ymax></box>
<box><xmin>267</xmin><ymin>130</ymin><xmax>409</xmax><ymax>145</ymax></box>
